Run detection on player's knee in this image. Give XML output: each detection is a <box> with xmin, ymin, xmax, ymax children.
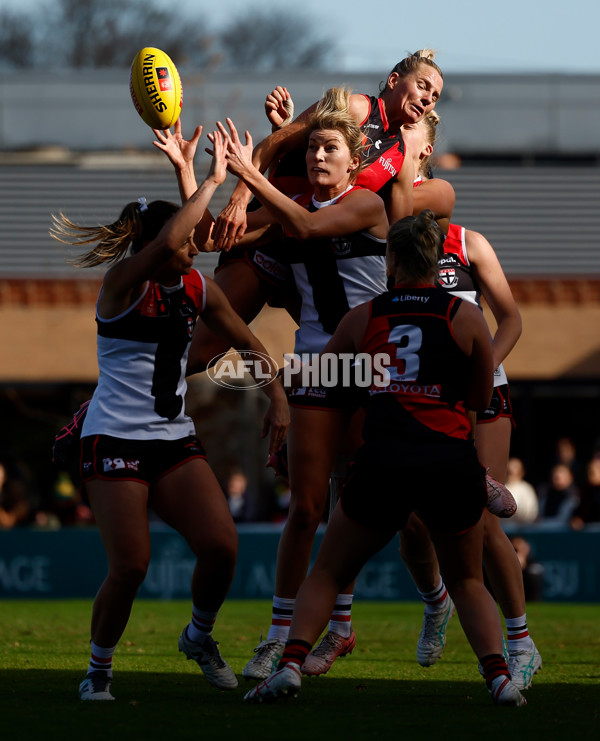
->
<box><xmin>194</xmin><ymin>533</ymin><xmax>238</xmax><ymax>572</ymax></box>
<box><xmin>212</xmin><ymin>542</ymin><xmax>237</xmax><ymax>575</ymax></box>
<box><xmin>287</xmin><ymin>497</ymin><xmax>325</xmax><ymax>532</ymax></box>
<box><xmin>399</xmin><ymin>516</ymin><xmax>431</xmax><ymax>560</ymax></box>
<box><xmin>481</xmin><ymin>508</ymin><xmax>507</xmax><ymax>547</ymax></box>
<box><xmin>108</xmin><ymin>558</ymin><xmax>149</xmax><ymax>591</ymax></box>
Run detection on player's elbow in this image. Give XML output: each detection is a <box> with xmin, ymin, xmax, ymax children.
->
<box><xmin>161</xmin><ymin>234</ymin><xmax>185</xmax><ymax>257</ymax></box>
<box><xmin>514</xmin><ymin>311</ymin><xmax>523</xmax><ymax>341</ymax></box>
<box><xmin>289</xmin><ymin>220</ymin><xmax>316</xmax><ymax>241</ymax></box>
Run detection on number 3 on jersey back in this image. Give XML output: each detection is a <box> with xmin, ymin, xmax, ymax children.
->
<box><xmin>387</xmin><ymin>324</ymin><xmax>422</xmax><ymax>381</ymax></box>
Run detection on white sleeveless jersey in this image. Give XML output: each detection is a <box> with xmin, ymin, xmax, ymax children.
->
<box><xmin>285</xmin><ymin>188</ymin><xmax>387</xmax><ymax>354</ymax></box>
<box><xmin>82</xmin><ymin>269</ymin><xmax>206</xmax><ymax>440</ymax></box>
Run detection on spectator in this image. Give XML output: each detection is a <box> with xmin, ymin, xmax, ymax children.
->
<box><xmin>505</xmin><ymin>457</ymin><xmax>539</xmax><ymax>525</ymax></box>
<box><xmin>53</xmin><ymin>470</ymin><xmax>94</xmax><ymax>526</ymax></box>
<box><xmin>224</xmin><ymin>469</ymin><xmax>256</xmax><ymax>522</ymax></box>
<box><xmin>0</xmin><ymin>457</ymin><xmax>30</xmax><ymax>529</ymax></box>
<box><xmin>554</xmin><ymin>436</ymin><xmax>584</xmax><ymax>487</ymax></box>
<box><xmin>571</xmin><ymin>457</ymin><xmax>600</xmax><ymax>529</ymax></box>
<box><xmin>536</xmin><ymin>463</ymin><xmax>580</xmax><ymax>526</ymax></box>
<box><xmin>33</xmin><ymin>468</ymin><xmax>95</xmax><ymax>529</ymax></box>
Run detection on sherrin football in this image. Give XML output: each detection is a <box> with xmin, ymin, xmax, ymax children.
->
<box><xmin>129</xmin><ymin>47</ymin><xmax>182</xmax><ymax>130</ymax></box>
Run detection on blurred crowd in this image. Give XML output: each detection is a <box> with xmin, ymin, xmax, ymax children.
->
<box><xmin>0</xmin><ymin>449</ymin><xmax>95</xmax><ymax>531</ymax></box>
<box><xmin>504</xmin><ymin>436</ymin><xmax>600</xmax><ymax>530</ymax></box>
<box><xmin>1</xmin><ymin>434</ymin><xmax>599</xmax><ymax>532</ymax></box>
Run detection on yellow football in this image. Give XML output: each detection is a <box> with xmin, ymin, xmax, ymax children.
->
<box><xmin>129</xmin><ymin>47</ymin><xmax>182</xmax><ymax>130</ymax></box>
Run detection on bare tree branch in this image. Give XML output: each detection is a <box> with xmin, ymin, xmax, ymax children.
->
<box><xmin>219</xmin><ymin>9</ymin><xmax>337</xmax><ymax>70</ymax></box>
<box><xmin>0</xmin><ymin>9</ymin><xmax>35</xmax><ymax>68</ymax></box>
<box><xmin>0</xmin><ymin>0</ymin><xmax>337</xmax><ymax>71</ymax></box>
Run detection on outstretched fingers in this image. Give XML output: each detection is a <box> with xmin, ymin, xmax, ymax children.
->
<box><xmin>189</xmin><ymin>124</ymin><xmax>203</xmax><ymax>146</ymax></box>
<box><xmin>227</xmin><ymin>117</ymin><xmax>253</xmax><ymax>151</ymax></box>
<box><xmin>216</xmin><ymin>118</ymin><xmax>253</xmax><ymax>152</ymax></box>
<box><xmin>207</xmin><ymin>129</ymin><xmax>227</xmax><ymax>184</ymax></box>
<box><xmin>215</xmin><ymin>120</ymin><xmax>230</xmax><ymax>140</ymax></box>
<box><xmin>210</xmin><ymin>129</ymin><xmax>225</xmax><ymax>159</ymax></box>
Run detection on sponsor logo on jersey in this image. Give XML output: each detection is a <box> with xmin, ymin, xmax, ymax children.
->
<box><xmin>378</xmin><ymin>156</ymin><xmax>397</xmax><ymax>177</ymax></box>
<box><xmin>439</xmin><ymin>256</ymin><xmax>457</xmax><ymax>265</ymax></box>
<box><xmin>253</xmin><ymin>252</ymin><xmax>290</xmax><ymax>281</ymax></box>
<box><xmin>288</xmin><ymin>387</ymin><xmax>307</xmax><ymax>396</ymax></box>
<box><xmin>370</xmin><ymin>382</ymin><xmax>441</xmax><ymax>397</ymax></box>
<box><xmin>391</xmin><ymin>294</ymin><xmax>430</xmax><ymax>303</ymax></box>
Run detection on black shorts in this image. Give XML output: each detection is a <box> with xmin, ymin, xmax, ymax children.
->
<box><xmin>340</xmin><ymin>444</ymin><xmax>486</xmax><ymax>536</ymax></box>
<box><xmin>80</xmin><ymin>435</ymin><xmax>207</xmax><ymax>486</ymax></box>
<box><xmin>286</xmin><ymin>384</ymin><xmax>367</xmax><ymax>413</ymax></box>
<box><xmin>476</xmin><ymin>383</ymin><xmax>514</xmax><ymax>425</ymax></box>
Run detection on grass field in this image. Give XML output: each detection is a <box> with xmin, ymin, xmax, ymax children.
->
<box><xmin>1</xmin><ymin>599</ymin><xmax>599</xmax><ymax>740</ymax></box>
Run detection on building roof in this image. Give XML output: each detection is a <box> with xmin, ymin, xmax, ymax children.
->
<box><xmin>3</xmin><ymin>69</ymin><xmax>600</xmax><ymax>155</ymax></box>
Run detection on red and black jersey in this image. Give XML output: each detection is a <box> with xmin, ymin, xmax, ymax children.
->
<box><xmin>268</xmin><ymin>94</ymin><xmax>405</xmax><ymax>199</ymax></box>
<box><xmin>437</xmin><ymin>223</ymin><xmax>481</xmax><ymax>305</ymax></box>
<box><xmin>359</xmin><ymin>284</ymin><xmax>472</xmax><ymax>463</ymax></box>
<box><xmin>96</xmin><ymin>270</ymin><xmax>205</xmax><ymax>345</ymax></box>
<box><xmin>355</xmin><ymin>95</ymin><xmax>406</xmax><ymax>194</ymax></box>
<box><xmin>411</xmin><ymin>184</ymin><xmax>480</xmax><ymax>303</ymax></box>
<box><xmin>437</xmin><ymin>223</ymin><xmax>508</xmax><ymax>388</ymax></box>
<box><xmin>410</xmin><ymin>188</ymin><xmax>480</xmax><ymax>303</ymax></box>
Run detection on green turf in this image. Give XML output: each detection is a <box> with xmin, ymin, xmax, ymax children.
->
<box><xmin>1</xmin><ymin>600</ymin><xmax>598</xmax><ymax>740</ymax></box>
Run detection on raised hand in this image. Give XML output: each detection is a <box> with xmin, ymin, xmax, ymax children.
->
<box><xmin>216</xmin><ymin>118</ymin><xmax>255</xmax><ymax>179</ymax></box>
<box><xmin>265</xmin><ymin>86</ymin><xmax>295</xmax><ymax>130</ymax></box>
<box><xmin>205</xmin><ymin>129</ymin><xmax>228</xmax><ymax>186</ymax></box>
<box><xmin>152</xmin><ymin>118</ymin><xmax>203</xmax><ymax>171</ymax></box>
<box><xmin>211</xmin><ymin>118</ymin><xmax>256</xmax><ymax>251</ymax></box>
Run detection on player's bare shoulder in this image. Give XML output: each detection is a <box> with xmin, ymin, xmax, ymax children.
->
<box><xmin>349</xmin><ymin>93</ymin><xmax>371</xmax><ymax>124</ymax></box>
